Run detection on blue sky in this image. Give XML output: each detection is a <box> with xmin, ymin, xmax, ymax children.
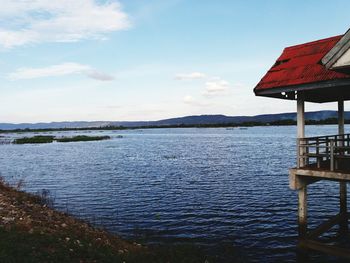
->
<box><xmin>1</xmin><ymin>0</ymin><xmax>350</xmax><ymax>123</ymax></box>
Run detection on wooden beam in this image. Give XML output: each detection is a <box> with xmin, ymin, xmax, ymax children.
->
<box><xmin>307</xmin><ymin>213</ymin><xmax>342</xmax><ymax>239</ymax></box>
<box><xmin>255</xmin><ymin>78</ymin><xmax>350</xmax><ymax>102</ymax></box>
<box><xmin>298</xmin><ymin>186</ymin><xmax>307</xmax><ymax>238</ymax></box>
<box><xmin>289</xmin><ymin>172</ymin><xmax>320</xmax><ymax>190</ymax></box>
<box><xmin>299</xmin><ymin>239</ymin><xmax>350</xmax><ymax>259</ymax></box>
<box><xmin>290</xmin><ymin>168</ymin><xmax>350</xmax><ymax>182</ymax></box>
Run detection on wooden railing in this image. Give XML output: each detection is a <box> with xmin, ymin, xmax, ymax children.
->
<box><xmin>297</xmin><ymin>133</ymin><xmax>350</xmax><ymax>171</ymax></box>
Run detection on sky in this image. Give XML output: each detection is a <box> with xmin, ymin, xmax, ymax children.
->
<box><xmin>1</xmin><ymin>0</ymin><xmax>350</xmax><ymax>123</ymax></box>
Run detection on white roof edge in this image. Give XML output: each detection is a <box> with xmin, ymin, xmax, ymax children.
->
<box><xmin>321</xmin><ymin>28</ymin><xmax>350</xmax><ymax>69</ymax></box>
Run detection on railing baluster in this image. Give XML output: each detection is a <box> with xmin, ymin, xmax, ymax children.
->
<box><xmin>316</xmin><ymin>138</ymin><xmax>321</xmax><ymax>168</ymax></box>
<box><xmin>306</xmin><ymin>139</ymin><xmax>309</xmax><ymax>166</ymax></box>
<box><xmin>296</xmin><ymin>133</ymin><xmax>350</xmax><ymax>171</ymax></box>
<box><xmin>330</xmin><ymin>139</ymin><xmax>335</xmax><ymax>171</ymax></box>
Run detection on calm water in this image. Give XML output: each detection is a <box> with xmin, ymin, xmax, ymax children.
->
<box><xmin>0</xmin><ymin>126</ymin><xmax>348</xmax><ymax>262</ymax></box>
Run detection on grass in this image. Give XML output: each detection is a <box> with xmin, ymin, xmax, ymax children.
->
<box><xmin>0</xmin><ymin>227</ymin><xmax>213</xmax><ymax>263</ymax></box>
<box><xmin>13</xmin><ymin>136</ymin><xmax>55</xmax><ymax>144</ymax></box>
<box><xmin>0</xmin><ymin>226</ymin><xmax>138</xmax><ymax>263</ymax></box>
<box><xmin>12</xmin><ymin>135</ymin><xmax>111</xmax><ymax>144</ymax></box>
<box><xmin>56</xmin><ymin>135</ymin><xmax>110</xmax><ymax>143</ymax></box>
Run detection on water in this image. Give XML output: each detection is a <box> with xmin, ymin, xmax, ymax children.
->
<box><xmin>0</xmin><ymin>126</ymin><xmax>348</xmax><ymax>262</ymax></box>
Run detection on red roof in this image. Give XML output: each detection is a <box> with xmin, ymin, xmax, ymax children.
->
<box><xmin>254</xmin><ymin>35</ymin><xmax>350</xmax><ymax>93</ymax></box>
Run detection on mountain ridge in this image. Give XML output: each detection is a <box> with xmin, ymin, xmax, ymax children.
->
<box><xmin>1</xmin><ymin>110</ymin><xmax>349</xmax><ymax>130</ymax></box>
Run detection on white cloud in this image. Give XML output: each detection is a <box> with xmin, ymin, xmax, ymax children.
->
<box><xmin>9</xmin><ymin>62</ymin><xmax>114</xmax><ymax>81</ymax></box>
<box><xmin>183</xmin><ymin>95</ymin><xmax>195</xmax><ymax>104</ymax></box>
<box><xmin>175</xmin><ymin>72</ymin><xmax>231</xmax><ymax>97</ymax></box>
<box><xmin>175</xmin><ymin>72</ymin><xmax>206</xmax><ymax>80</ymax></box>
<box><xmin>203</xmin><ymin>78</ymin><xmax>230</xmax><ymax>96</ymax></box>
<box><xmin>86</xmin><ymin>70</ymin><xmax>115</xmax><ymax>81</ymax></box>
<box><xmin>0</xmin><ymin>0</ymin><xmax>130</xmax><ymax>48</ymax></box>
<box><xmin>183</xmin><ymin>95</ymin><xmax>210</xmax><ymax>107</ymax></box>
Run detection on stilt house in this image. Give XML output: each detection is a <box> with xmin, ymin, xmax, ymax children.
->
<box><xmin>255</xmin><ymin>28</ymin><xmax>350</xmax><ymax>258</ymax></box>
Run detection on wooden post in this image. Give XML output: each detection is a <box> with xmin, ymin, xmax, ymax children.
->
<box><xmin>297</xmin><ymin>94</ymin><xmax>307</xmax><ymax>238</ymax></box>
<box><xmin>338</xmin><ymin>100</ymin><xmax>348</xmax><ymax>234</ymax></box>
<box><xmin>297</xmin><ymin>96</ymin><xmax>305</xmax><ymax>168</ymax></box>
<box><xmin>297</xmin><ymin>96</ymin><xmax>305</xmax><ymax>139</ymax></box>
<box><xmin>298</xmin><ymin>186</ymin><xmax>308</xmax><ymax>238</ymax></box>
<box><xmin>340</xmin><ymin>182</ymin><xmax>347</xmax><ymax>233</ymax></box>
<box><xmin>339</xmin><ymin>100</ymin><xmax>345</xmax><ymax>135</ymax></box>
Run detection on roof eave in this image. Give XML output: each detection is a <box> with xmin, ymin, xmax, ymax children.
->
<box><xmin>254</xmin><ymin>78</ymin><xmax>350</xmax><ymax>103</ymax></box>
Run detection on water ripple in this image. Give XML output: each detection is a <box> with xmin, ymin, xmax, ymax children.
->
<box><xmin>0</xmin><ymin>126</ymin><xmax>347</xmax><ymax>262</ymax></box>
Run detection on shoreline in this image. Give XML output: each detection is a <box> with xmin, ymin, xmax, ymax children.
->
<box><xmin>0</xmin><ymin>181</ymin><xmax>213</xmax><ymax>262</ymax></box>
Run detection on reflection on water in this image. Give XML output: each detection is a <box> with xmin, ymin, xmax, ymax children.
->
<box><xmin>0</xmin><ymin>126</ymin><xmax>348</xmax><ymax>262</ymax></box>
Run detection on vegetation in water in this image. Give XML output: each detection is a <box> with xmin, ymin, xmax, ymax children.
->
<box><xmin>55</xmin><ymin>135</ymin><xmax>111</xmax><ymax>143</ymax></box>
<box><xmin>12</xmin><ymin>135</ymin><xmax>111</xmax><ymax>144</ymax></box>
<box><xmin>13</xmin><ymin>136</ymin><xmax>55</xmax><ymax>144</ymax></box>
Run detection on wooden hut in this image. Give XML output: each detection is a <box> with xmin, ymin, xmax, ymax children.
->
<box><xmin>254</xmin><ymin>28</ymin><xmax>350</xmax><ymax>258</ymax></box>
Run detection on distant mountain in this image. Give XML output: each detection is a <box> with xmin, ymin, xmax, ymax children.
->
<box><xmin>0</xmin><ymin>110</ymin><xmax>349</xmax><ymax>130</ymax></box>
<box><xmin>109</xmin><ymin>110</ymin><xmax>349</xmax><ymax>127</ymax></box>
<box><xmin>0</xmin><ymin>121</ymin><xmax>111</xmax><ymax>130</ymax></box>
